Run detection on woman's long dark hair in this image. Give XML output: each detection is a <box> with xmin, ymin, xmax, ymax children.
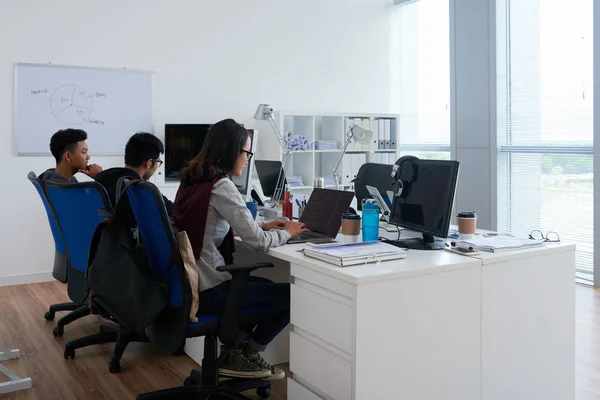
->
<box><xmin>180</xmin><ymin>118</ymin><xmax>249</xmax><ymax>186</ymax></box>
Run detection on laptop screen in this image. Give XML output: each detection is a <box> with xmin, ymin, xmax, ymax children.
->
<box><xmin>300</xmin><ymin>189</ymin><xmax>355</xmax><ymax>237</ymax></box>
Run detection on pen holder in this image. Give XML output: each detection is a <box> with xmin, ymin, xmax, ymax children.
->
<box><xmin>298</xmin><ymin>206</ymin><xmax>304</xmax><ymax>220</ymax></box>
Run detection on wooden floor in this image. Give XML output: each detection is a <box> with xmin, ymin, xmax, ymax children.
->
<box><xmin>0</xmin><ymin>281</ymin><xmax>598</xmax><ymax>400</ymax></box>
<box><xmin>0</xmin><ymin>281</ymin><xmax>287</xmax><ymax>400</ymax></box>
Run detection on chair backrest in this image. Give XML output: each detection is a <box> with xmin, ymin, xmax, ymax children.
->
<box><xmin>45</xmin><ymin>180</ymin><xmax>113</xmax><ymax>303</ymax></box>
<box><xmin>27</xmin><ymin>171</ymin><xmax>67</xmax><ymax>256</ymax></box>
<box><xmin>352</xmin><ymin>162</ymin><xmax>394</xmax><ymax>210</ymax></box>
<box><xmin>123</xmin><ymin>178</ymin><xmax>191</xmax><ymax>351</ymax></box>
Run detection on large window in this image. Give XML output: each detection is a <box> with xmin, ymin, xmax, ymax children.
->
<box><xmin>496</xmin><ymin>0</ymin><xmax>593</xmax><ymax>283</ymax></box>
<box><xmin>392</xmin><ymin>0</ymin><xmax>451</xmax><ymax>160</ymax></box>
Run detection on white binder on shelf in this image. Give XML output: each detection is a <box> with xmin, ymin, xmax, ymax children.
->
<box><xmin>342</xmin><ymin>154</ymin><xmax>352</xmax><ymax>187</ymax></box>
<box><xmin>351</xmin><ymin>153</ymin><xmax>367</xmax><ymax>181</ymax></box>
<box><xmin>378</xmin><ymin>119</ymin><xmax>385</xmax><ymax>149</ymax></box>
<box><xmin>370</xmin><ymin>118</ymin><xmax>380</xmax><ymax>151</ymax></box>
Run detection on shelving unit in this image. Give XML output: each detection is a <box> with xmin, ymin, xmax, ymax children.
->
<box><xmin>265</xmin><ymin>111</ymin><xmax>400</xmax><ymax>191</ymax></box>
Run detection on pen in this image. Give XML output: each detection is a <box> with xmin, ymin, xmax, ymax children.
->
<box><xmin>295</xmin><ymin>199</ymin><xmax>301</xmax><ymax>207</ymax></box>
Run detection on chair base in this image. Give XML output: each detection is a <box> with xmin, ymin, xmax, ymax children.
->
<box><xmin>44</xmin><ymin>302</ymin><xmax>80</xmax><ymax>321</ymax></box>
<box><xmin>136</xmin><ymin>368</ymin><xmax>271</xmax><ymax>400</ymax></box>
<box><xmin>53</xmin><ymin>305</ymin><xmax>91</xmax><ymax>337</ymax></box>
<box><xmin>64</xmin><ymin>320</ymin><xmax>149</xmax><ymax>373</ymax></box>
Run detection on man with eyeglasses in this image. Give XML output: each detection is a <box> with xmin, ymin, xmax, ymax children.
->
<box><xmin>95</xmin><ymin>132</ymin><xmax>173</xmax><ymax>215</ymax></box>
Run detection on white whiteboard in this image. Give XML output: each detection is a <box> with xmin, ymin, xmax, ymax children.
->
<box><xmin>14</xmin><ymin>63</ymin><xmax>153</xmax><ymax>155</ymax></box>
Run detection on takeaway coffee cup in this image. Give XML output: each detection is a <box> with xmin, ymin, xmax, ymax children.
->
<box><xmin>457</xmin><ymin>212</ymin><xmax>477</xmax><ymax>239</ymax></box>
<box><xmin>341</xmin><ymin>213</ymin><xmax>361</xmax><ymax>243</ymax></box>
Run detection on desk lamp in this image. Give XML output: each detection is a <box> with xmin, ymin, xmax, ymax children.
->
<box><xmin>253</xmin><ymin>104</ymin><xmax>290</xmax><ymax>207</ymax></box>
<box><xmin>332</xmin><ymin>125</ymin><xmax>373</xmax><ymax>190</ymax></box>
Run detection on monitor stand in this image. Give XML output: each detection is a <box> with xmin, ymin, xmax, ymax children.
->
<box><xmin>395</xmin><ymin>233</ymin><xmax>445</xmax><ymax>251</ymax></box>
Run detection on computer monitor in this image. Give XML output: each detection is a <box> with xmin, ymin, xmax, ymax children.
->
<box><xmin>388</xmin><ymin>159</ymin><xmax>460</xmax><ymax>250</ymax></box>
<box><xmin>254</xmin><ymin>160</ymin><xmax>287</xmax><ymax>199</ymax></box>
<box><xmin>164</xmin><ymin>124</ymin><xmax>211</xmax><ymax>181</ymax></box>
<box><xmin>164</xmin><ymin>123</ymin><xmax>257</xmax><ymax>201</ymax></box>
<box><xmin>231</xmin><ymin>129</ymin><xmax>257</xmax><ymax>202</ymax></box>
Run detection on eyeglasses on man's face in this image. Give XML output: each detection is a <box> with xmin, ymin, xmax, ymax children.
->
<box><xmin>242</xmin><ymin>150</ymin><xmax>253</xmax><ymax>161</ymax></box>
<box><xmin>152</xmin><ymin>159</ymin><xmax>163</xmax><ymax>167</ymax></box>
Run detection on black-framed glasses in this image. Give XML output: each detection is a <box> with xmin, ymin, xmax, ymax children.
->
<box><xmin>152</xmin><ymin>159</ymin><xmax>163</xmax><ymax>167</ymax></box>
<box><xmin>242</xmin><ymin>150</ymin><xmax>253</xmax><ymax>161</ymax></box>
<box><xmin>529</xmin><ymin>230</ymin><xmax>560</xmax><ymax>242</ymax></box>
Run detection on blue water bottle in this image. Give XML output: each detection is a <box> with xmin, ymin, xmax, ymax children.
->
<box><xmin>362</xmin><ymin>199</ymin><xmax>380</xmax><ymax>242</ymax></box>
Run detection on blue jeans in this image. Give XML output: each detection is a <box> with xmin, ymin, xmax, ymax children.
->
<box><xmin>198</xmin><ymin>276</ymin><xmax>290</xmax><ymax>351</ymax></box>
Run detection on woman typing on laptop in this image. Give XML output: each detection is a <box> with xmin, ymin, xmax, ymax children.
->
<box><xmin>172</xmin><ymin>119</ymin><xmax>308</xmax><ymax>381</ymax></box>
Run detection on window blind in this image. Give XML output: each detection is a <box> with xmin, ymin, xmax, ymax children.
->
<box><xmin>496</xmin><ymin>0</ymin><xmax>594</xmax><ymax>284</ymax></box>
<box><xmin>394</xmin><ymin>0</ymin><xmax>450</xmax><ymax>157</ymax></box>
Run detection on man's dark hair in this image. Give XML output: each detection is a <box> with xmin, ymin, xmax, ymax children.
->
<box><xmin>49</xmin><ymin>129</ymin><xmax>88</xmax><ymax>163</ymax></box>
<box><xmin>124</xmin><ymin>132</ymin><xmax>165</xmax><ymax>167</ymax></box>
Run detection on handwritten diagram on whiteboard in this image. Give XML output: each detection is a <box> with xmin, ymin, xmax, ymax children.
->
<box><xmin>15</xmin><ymin>63</ymin><xmax>153</xmax><ymax>155</ymax></box>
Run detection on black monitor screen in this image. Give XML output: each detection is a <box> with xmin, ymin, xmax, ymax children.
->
<box><xmin>389</xmin><ymin>159</ymin><xmax>459</xmax><ymax>239</ymax></box>
<box><xmin>164</xmin><ymin>124</ymin><xmax>211</xmax><ymax>181</ymax></box>
<box><xmin>254</xmin><ymin>160</ymin><xmax>287</xmax><ymax>198</ymax></box>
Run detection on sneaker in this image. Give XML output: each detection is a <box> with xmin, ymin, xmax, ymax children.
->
<box><xmin>244</xmin><ymin>351</ymin><xmax>286</xmax><ymax>380</ymax></box>
<box><xmin>217</xmin><ymin>347</ymin><xmax>271</xmax><ymax>379</ymax></box>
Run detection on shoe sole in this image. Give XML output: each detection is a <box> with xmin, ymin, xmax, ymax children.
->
<box><xmin>218</xmin><ymin>368</ymin><xmax>271</xmax><ymax>379</ymax></box>
<box><xmin>264</xmin><ymin>371</ymin><xmax>286</xmax><ymax>380</ymax></box>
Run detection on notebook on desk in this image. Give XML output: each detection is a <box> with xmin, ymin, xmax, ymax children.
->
<box><xmin>288</xmin><ymin>188</ymin><xmax>355</xmax><ymax>244</ymax></box>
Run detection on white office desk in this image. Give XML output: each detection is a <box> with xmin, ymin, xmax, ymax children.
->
<box><xmin>186</xmin><ymin>235</ymin><xmax>575</xmax><ymax>400</ymax></box>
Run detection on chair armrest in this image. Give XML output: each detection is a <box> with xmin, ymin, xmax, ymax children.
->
<box><xmin>217</xmin><ymin>262</ymin><xmax>274</xmax><ymax>345</ymax></box>
<box><xmin>216</xmin><ymin>262</ymin><xmax>274</xmax><ymax>273</ymax></box>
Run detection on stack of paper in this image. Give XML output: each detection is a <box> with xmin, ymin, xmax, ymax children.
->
<box><xmin>303</xmin><ymin>241</ymin><xmax>407</xmax><ymax>267</ymax></box>
<box><xmin>455</xmin><ymin>236</ymin><xmax>545</xmax><ymax>253</ymax></box>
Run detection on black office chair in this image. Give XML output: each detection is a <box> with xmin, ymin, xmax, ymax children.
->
<box><xmin>123</xmin><ymin>179</ymin><xmax>278</xmax><ymax>399</ymax></box>
<box><xmin>351</xmin><ymin>162</ymin><xmax>394</xmax><ymax>210</ymax></box>
<box><xmin>28</xmin><ymin>171</ymin><xmax>89</xmax><ymax>335</ymax></box>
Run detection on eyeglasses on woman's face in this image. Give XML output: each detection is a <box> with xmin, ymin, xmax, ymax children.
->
<box><xmin>242</xmin><ymin>150</ymin><xmax>253</xmax><ymax>161</ymax></box>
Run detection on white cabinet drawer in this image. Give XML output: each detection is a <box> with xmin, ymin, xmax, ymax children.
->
<box><xmin>291</xmin><ymin>284</ymin><xmax>353</xmax><ymax>354</ymax></box>
<box><xmin>288</xmin><ymin>378</ymin><xmax>323</xmax><ymax>400</ymax></box>
<box><xmin>290</xmin><ymin>331</ymin><xmax>352</xmax><ymax>400</ymax></box>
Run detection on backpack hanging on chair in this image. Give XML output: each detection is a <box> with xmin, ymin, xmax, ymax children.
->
<box><xmin>87</xmin><ymin>178</ymin><xmax>169</xmax><ymax>332</ymax></box>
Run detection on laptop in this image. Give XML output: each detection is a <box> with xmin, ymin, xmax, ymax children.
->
<box><xmin>288</xmin><ymin>188</ymin><xmax>355</xmax><ymax>244</ymax></box>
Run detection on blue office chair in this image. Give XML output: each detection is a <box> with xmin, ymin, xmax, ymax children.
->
<box><xmin>28</xmin><ymin>171</ymin><xmax>86</xmax><ymax>332</ymax></box>
<box><xmin>123</xmin><ymin>179</ymin><xmax>276</xmax><ymax>399</ymax></box>
<box><xmin>45</xmin><ymin>180</ymin><xmax>149</xmax><ymax>373</ymax></box>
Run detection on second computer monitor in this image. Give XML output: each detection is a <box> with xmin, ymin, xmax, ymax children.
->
<box><xmin>389</xmin><ymin>159</ymin><xmax>460</xmax><ymax>250</ymax></box>
<box><xmin>254</xmin><ymin>160</ymin><xmax>287</xmax><ymax>198</ymax></box>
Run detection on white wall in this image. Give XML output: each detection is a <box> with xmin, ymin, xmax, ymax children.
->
<box><xmin>0</xmin><ymin>0</ymin><xmax>393</xmax><ymax>283</ymax></box>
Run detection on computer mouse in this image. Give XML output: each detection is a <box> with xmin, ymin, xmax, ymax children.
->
<box><xmin>280</xmin><ymin>217</ymin><xmax>290</xmax><ymax>222</ymax></box>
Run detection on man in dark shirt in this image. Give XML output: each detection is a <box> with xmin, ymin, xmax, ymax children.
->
<box><xmin>39</xmin><ymin>129</ymin><xmax>103</xmax><ymax>183</ymax></box>
<box><xmin>95</xmin><ymin>132</ymin><xmax>173</xmax><ymax>214</ymax></box>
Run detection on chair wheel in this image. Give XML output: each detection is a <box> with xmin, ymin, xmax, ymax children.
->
<box><xmin>256</xmin><ymin>386</ymin><xmax>271</xmax><ymax>399</ymax></box>
<box><xmin>44</xmin><ymin>311</ymin><xmax>55</xmax><ymax>321</ymax></box>
<box><xmin>109</xmin><ymin>360</ymin><xmax>121</xmax><ymax>373</ymax></box>
<box><xmin>53</xmin><ymin>325</ymin><xmax>64</xmax><ymax>337</ymax></box>
<box><xmin>183</xmin><ymin>377</ymin><xmax>195</xmax><ymax>387</ymax></box>
<box><xmin>64</xmin><ymin>348</ymin><xmax>75</xmax><ymax>360</ymax></box>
